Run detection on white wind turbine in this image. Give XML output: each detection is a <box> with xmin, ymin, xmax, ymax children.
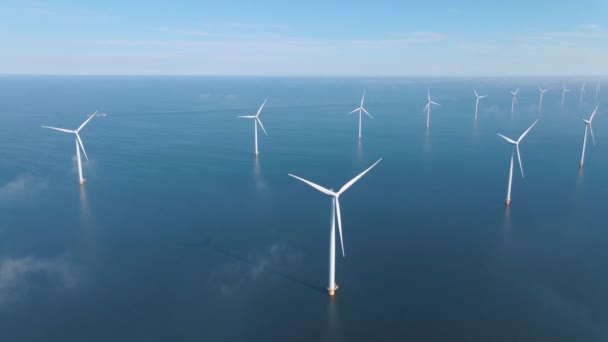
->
<box><xmin>580</xmin><ymin>81</ymin><xmax>586</xmax><ymax>103</ymax></box>
<box><xmin>596</xmin><ymin>80</ymin><xmax>601</xmax><ymax>102</ymax></box>
<box><xmin>424</xmin><ymin>89</ymin><xmax>440</xmax><ymax>129</ymax></box>
<box><xmin>497</xmin><ymin>120</ymin><xmax>538</xmax><ymax>206</ymax></box>
<box><xmin>238</xmin><ymin>98</ymin><xmax>268</xmax><ymax>156</ymax></box>
<box><xmin>579</xmin><ymin>105</ymin><xmax>599</xmax><ymax>168</ymax></box>
<box><xmin>473</xmin><ymin>89</ymin><xmax>487</xmax><ymax>120</ymax></box>
<box><xmin>42</xmin><ymin>111</ymin><xmax>98</xmax><ymax>185</ymax></box>
<box><xmin>510</xmin><ymin>88</ymin><xmax>519</xmax><ymax>113</ymax></box>
<box><xmin>288</xmin><ymin>158</ymin><xmax>382</xmax><ymax>296</ymax></box>
<box><xmin>538</xmin><ymin>87</ymin><xmax>549</xmax><ymax>113</ymax></box>
<box><xmin>561</xmin><ymin>83</ymin><xmax>571</xmax><ymax>107</ymax></box>
<box><xmin>347</xmin><ymin>91</ymin><xmax>373</xmax><ymax>139</ymax></box>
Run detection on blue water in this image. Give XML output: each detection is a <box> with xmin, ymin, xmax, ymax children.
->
<box><xmin>0</xmin><ymin>76</ymin><xmax>606</xmax><ymax>341</ymax></box>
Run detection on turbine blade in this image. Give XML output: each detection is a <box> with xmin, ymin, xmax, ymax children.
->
<box><xmin>41</xmin><ymin>126</ymin><xmax>74</xmax><ymax>134</ymax></box>
<box><xmin>589</xmin><ymin>125</ymin><xmax>596</xmax><ymax>145</ymax></box>
<box><xmin>480</xmin><ymin>95</ymin><xmax>487</xmax><ymax>99</ymax></box>
<box><xmin>497</xmin><ymin>133</ymin><xmax>517</xmax><ymax>145</ymax></box>
<box><xmin>424</xmin><ymin>103</ymin><xmax>429</xmax><ymax>112</ymax></box>
<box><xmin>347</xmin><ymin>108</ymin><xmax>359</xmax><ymax>115</ymax></box>
<box><xmin>474</xmin><ymin>89</ymin><xmax>478</xmax><ymax>98</ymax></box>
<box><xmin>427</xmin><ymin>89</ymin><xmax>430</xmax><ymax>101</ymax></box>
<box><xmin>238</xmin><ymin>115</ymin><xmax>256</xmax><ymax>118</ymax></box>
<box><xmin>516</xmin><ymin>145</ymin><xmax>524</xmax><ymax>178</ymax></box>
<box><xmin>517</xmin><ymin>120</ymin><xmax>538</xmax><ymax>143</ymax></box>
<box><xmin>590</xmin><ymin>105</ymin><xmax>599</xmax><ymax>122</ymax></box>
<box><xmin>288</xmin><ymin>174</ymin><xmax>334</xmax><ymax>196</ymax></box>
<box><xmin>362</xmin><ymin>107</ymin><xmax>373</xmax><ymax>119</ymax></box>
<box><xmin>361</xmin><ymin>91</ymin><xmax>366</xmax><ymax>107</ymax></box>
<box><xmin>430</xmin><ymin>101</ymin><xmax>440</xmax><ymax>106</ymax></box>
<box><xmin>255</xmin><ymin>98</ymin><xmax>268</xmax><ymax>117</ymax></box>
<box><xmin>77</xmin><ymin>111</ymin><xmax>97</xmax><ymax>132</ymax></box>
<box><xmin>338</xmin><ymin>158</ymin><xmax>382</xmax><ymax>195</ymax></box>
<box><xmin>256</xmin><ymin>117</ymin><xmax>268</xmax><ymax>136</ymax></box>
<box><xmin>335</xmin><ymin>198</ymin><xmax>345</xmax><ymax>258</ymax></box>
<box><xmin>76</xmin><ymin>133</ymin><xmax>89</xmax><ymax>161</ymax></box>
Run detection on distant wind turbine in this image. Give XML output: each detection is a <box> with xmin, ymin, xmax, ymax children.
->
<box><xmin>579</xmin><ymin>105</ymin><xmax>599</xmax><ymax>168</ymax></box>
<box><xmin>596</xmin><ymin>80</ymin><xmax>601</xmax><ymax>102</ymax></box>
<box><xmin>497</xmin><ymin>120</ymin><xmax>538</xmax><ymax>206</ymax></box>
<box><xmin>510</xmin><ymin>88</ymin><xmax>519</xmax><ymax>113</ymax></box>
<box><xmin>580</xmin><ymin>81</ymin><xmax>586</xmax><ymax>103</ymax></box>
<box><xmin>561</xmin><ymin>83</ymin><xmax>571</xmax><ymax>107</ymax></box>
<box><xmin>238</xmin><ymin>98</ymin><xmax>268</xmax><ymax>156</ymax></box>
<box><xmin>288</xmin><ymin>158</ymin><xmax>382</xmax><ymax>296</ymax></box>
<box><xmin>348</xmin><ymin>91</ymin><xmax>373</xmax><ymax>139</ymax></box>
<box><xmin>473</xmin><ymin>89</ymin><xmax>487</xmax><ymax>120</ymax></box>
<box><xmin>538</xmin><ymin>87</ymin><xmax>549</xmax><ymax>113</ymax></box>
<box><xmin>424</xmin><ymin>89</ymin><xmax>440</xmax><ymax>129</ymax></box>
<box><xmin>42</xmin><ymin>111</ymin><xmax>98</xmax><ymax>185</ymax></box>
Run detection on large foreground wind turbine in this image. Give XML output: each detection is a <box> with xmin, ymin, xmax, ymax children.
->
<box><xmin>497</xmin><ymin>120</ymin><xmax>538</xmax><ymax>206</ymax></box>
<box><xmin>424</xmin><ymin>89</ymin><xmax>440</xmax><ymax>128</ymax></box>
<box><xmin>288</xmin><ymin>158</ymin><xmax>382</xmax><ymax>296</ymax></box>
<box><xmin>538</xmin><ymin>87</ymin><xmax>549</xmax><ymax>113</ymax></box>
<box><xmin>510</xmin><ymin>88</ymin><xmax>519</xmax><ymax>113</ymax></box>
<box><xmin>42</xmin><ymin>111</ymin><xmax>98</xmax><ymax>185</ymax></box>
<box><xmin>580</xmin><ymin>81</ymin><xmax>586</xmax><ymax>103</ymax></box>
<box><xmin>238</xmin><ymin>98</ymin><xmax>268</xmax><ymax>156</ymax></box>
<box><xmin>579</xmin><ymin>105</ymin><xmax>599</xmax><ymax>168</ymax></box>
<box><xmin>348</xmin><ymin>91</ymin><xmax>373</xmax><ymax>139</ymax></box>
<box><xmin>473</xmin><ymin>89</ymin><xmax>487</xmax><ymax>120</ymax></box>
<box><xmin>561</xmin><ymin>83</ymin><xmax>571</xmax><ymax>107</ymax></box>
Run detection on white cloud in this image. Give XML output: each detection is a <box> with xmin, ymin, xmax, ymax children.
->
<box><xmin>581</xmin><ymin>24</ymin><xmax>601</xmax><ymax>30</ymax></box>
<box><xmin>0</xmin><ymin>255</ymin><xmax>77</xmax><ymax>306</ymax></box>
<box><xmin>0</xmin><ymin>174</ymin><xmax>47</xmax><ymax>203</ymax></box>
<box><xmin>157</xmin><ymin>28</ymin><xmax>222</xmax><ymax>38</ymax></box>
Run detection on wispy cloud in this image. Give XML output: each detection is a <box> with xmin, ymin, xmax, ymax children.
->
<box><xmin>0</xmin><ymin>255</ymin><xmax>77</xmax><ymax>306</ymax></box>
<box><xmin>223</xmin><ymin>21</ymin><xmax>290</xmax><ymax>31</ymax></box>
<box><xmin>157</xmin><ymin>28</ymin><xmax>222</xmax><ymax>38</ymax></box>
<box><xmin>0</xmin><ymin>174</ymin><xmax>47</xmax><ymax>203</ymax></box>
<box><xmin>581</xmin><ymin>24</ymin><xmax>601</xmax><ymax>30</ymax></box>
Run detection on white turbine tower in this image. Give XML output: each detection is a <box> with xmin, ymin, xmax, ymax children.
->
<box><xmin>579</xmin><ymin>105</ymin><xmax>599</xmax><ymax>168</ymax></box>
<box><xmin>510</xmin><ymin>88</ymin><xmax>519</xmax><ymax>113</ymax></box>
<box><xmin>596</xmin><ymin>80</ymin><xmax>601</xmax><ymax>102</ymax></box>
<box><xmin>42</xmin><ymin>111</ymin><xmax>98</xmax><ymax>185</ymax></box>
<box><xmin>288</xmin><ymin>158</ymin><xmax>382</xmax><ymax>296</ymax></box>
<box><xmin>538</xmin><ymin>87</ymin><xmax>549</xmax><ymax>113</ymax></box>
<box><xmin>497</xmin><ymin>120</ymin><xmax>538</xmax><ymax>206</ymax></box>
<box><xmin>347</xmin><ymin>91</ymin><xmax>373</xmax><ymax>139</ymax></box>
<box><xmin>424</xmin><ymin>89</ymin><xmax>440</xmax><ymax>129</ymax></box>
<box><xmin>473</xmin><ymin>89</ymin><xmax>487</xmax><ymax>120</ymax></box>
<box><xmin>238</xmin><ymin>98</ymin><xmax>268</xmax><ymax>156</ymax></box>
<box><xmin>561</xmin><ymin>83</ymin><xmax>571</xmax><ymax>107</ymax></box>
<box><xmin>580</xmin><ymin>81</ymin><xmax>586</xmax><ymax>103</ymax></box>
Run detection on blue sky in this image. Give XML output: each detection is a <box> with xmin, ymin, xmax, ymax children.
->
<box><xmin>0</xmin><ymin>0</ymin><xmax>606</xmax><ymax>76</ymax></box>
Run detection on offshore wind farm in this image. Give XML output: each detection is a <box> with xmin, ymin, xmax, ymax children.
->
<box><xmin>0</xmin><ymin>1</ymin><xmax>607</xmax><ymax>341</ymax></box>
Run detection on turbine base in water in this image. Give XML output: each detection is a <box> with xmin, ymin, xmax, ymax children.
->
<box><xmin>79</xmin><ymin>179</ymin><xmax>85</xmax><ymax>185</ymax></box>
<box><xmin>328</xmin><ymin>283</ymin><xmax>339</xmax><ymax>296</ymax></box>
<box><xmin>505</xmin><ymin>199</ymin><xmax>511</xmax><ymax>207</ymax></box>
<box><xmin>579</xmin><ymin>162</ymin><xmax>584</xmax><ymax>168</ymax></box>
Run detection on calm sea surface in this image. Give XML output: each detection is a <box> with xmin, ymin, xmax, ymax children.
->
<box><xmin>0</xmin><ymin>76</ymin><xmax>606</xmax><ymax>341</ymax></box>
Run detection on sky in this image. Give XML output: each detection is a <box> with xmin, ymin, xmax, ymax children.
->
<box><xmin>0</xmin><ymin>0</ymin><xmax>606</xmax><ymax>76</ymax></box>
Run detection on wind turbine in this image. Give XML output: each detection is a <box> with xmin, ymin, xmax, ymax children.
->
<box><xmin>473</xmin><ymin>89</ymin><xmax>487</xmax><ymax>120</ymax></box>
<box><xmin>238</xmin><ymin>98</ymin><xmax>268</xmax><ymax>156</ymax></box>
<box><xmin>42</xmin><ymin>111</ymin><xmax>98</xmax><ymax>185</ymax></box>
<box><xmin>510</xmin><ymin>88</ymin><xmax>519</xmax><ymax>113</ymax></box>
<box><xmin>347</xmin><ymin>91</ymin><xmax>373</xmax><ymax>139</ymax></box>
<box><xmin>580</xmin><ymin>81</ymin><xmax>586</xmax><ymax>103</ymax></box>
<box><xmin>538</xmin><ymin>87</ymin><xmax>549</xmax><ymax>113</ymax></box>
<box><xmin>424</xmin><ymin>89</ymin><xmax>440</xmax><ymax>129</ymax></box>
<box><xmin>288</xmin><ymin>158</ymin><xmax>382</xmax><ymax>296</ymax></box>
<box><xmin>561</xmin><ymin>83</ymin><xmax>571</xmax><ymax>107</ymax></box>
<box><xmin>497</xmin><ymin>120</ymin><xmax>538</xmax><ymax>206</ymax></box>
<box><xmin>579</xmin><ymin>105</ymin><xmax>599</xmax><ymax>168</ymax></box>
<box><xmin>596</xmin><ymin>80</ymin><xmax>601</xmax><ymax>102</ymax></box>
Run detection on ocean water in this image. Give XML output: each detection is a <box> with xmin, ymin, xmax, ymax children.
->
<box><xmin>0</xmin><ymin>76</ymin><xmax>606</xmax><ymax>341</ymax></box>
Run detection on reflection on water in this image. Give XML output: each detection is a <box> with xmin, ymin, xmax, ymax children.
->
<box><xmin>575</xmin><ymin>168</ymin><xmax>585</xmax><ymax>208</ymax></box>
<box><xmin>423</xmin><ymin>128</ymin><xmax>431</xmax><ymax>154</ymax></box>
<box><xmin>78</xmin><ymin>186</ymin><xmax>97</xmax><ymax>256</ymax></box>
<box><xmin>502</xmin><ymin>206</ymin><xmax>512</xmax><ymax>246</ymax></box>
<box><xmin>253</xmin><ymin>157</ymin><xmax>267</xmax><ymax>191</ymax></box>
<box><xmin>324</xmin><ymin>297</ymin><xmax>342</xmax><ymax>342</ymax></box>
<box><xmin>356</xmin><ymin>140</ymin><xmax>363</xmax><ymax>164</ymax></box>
